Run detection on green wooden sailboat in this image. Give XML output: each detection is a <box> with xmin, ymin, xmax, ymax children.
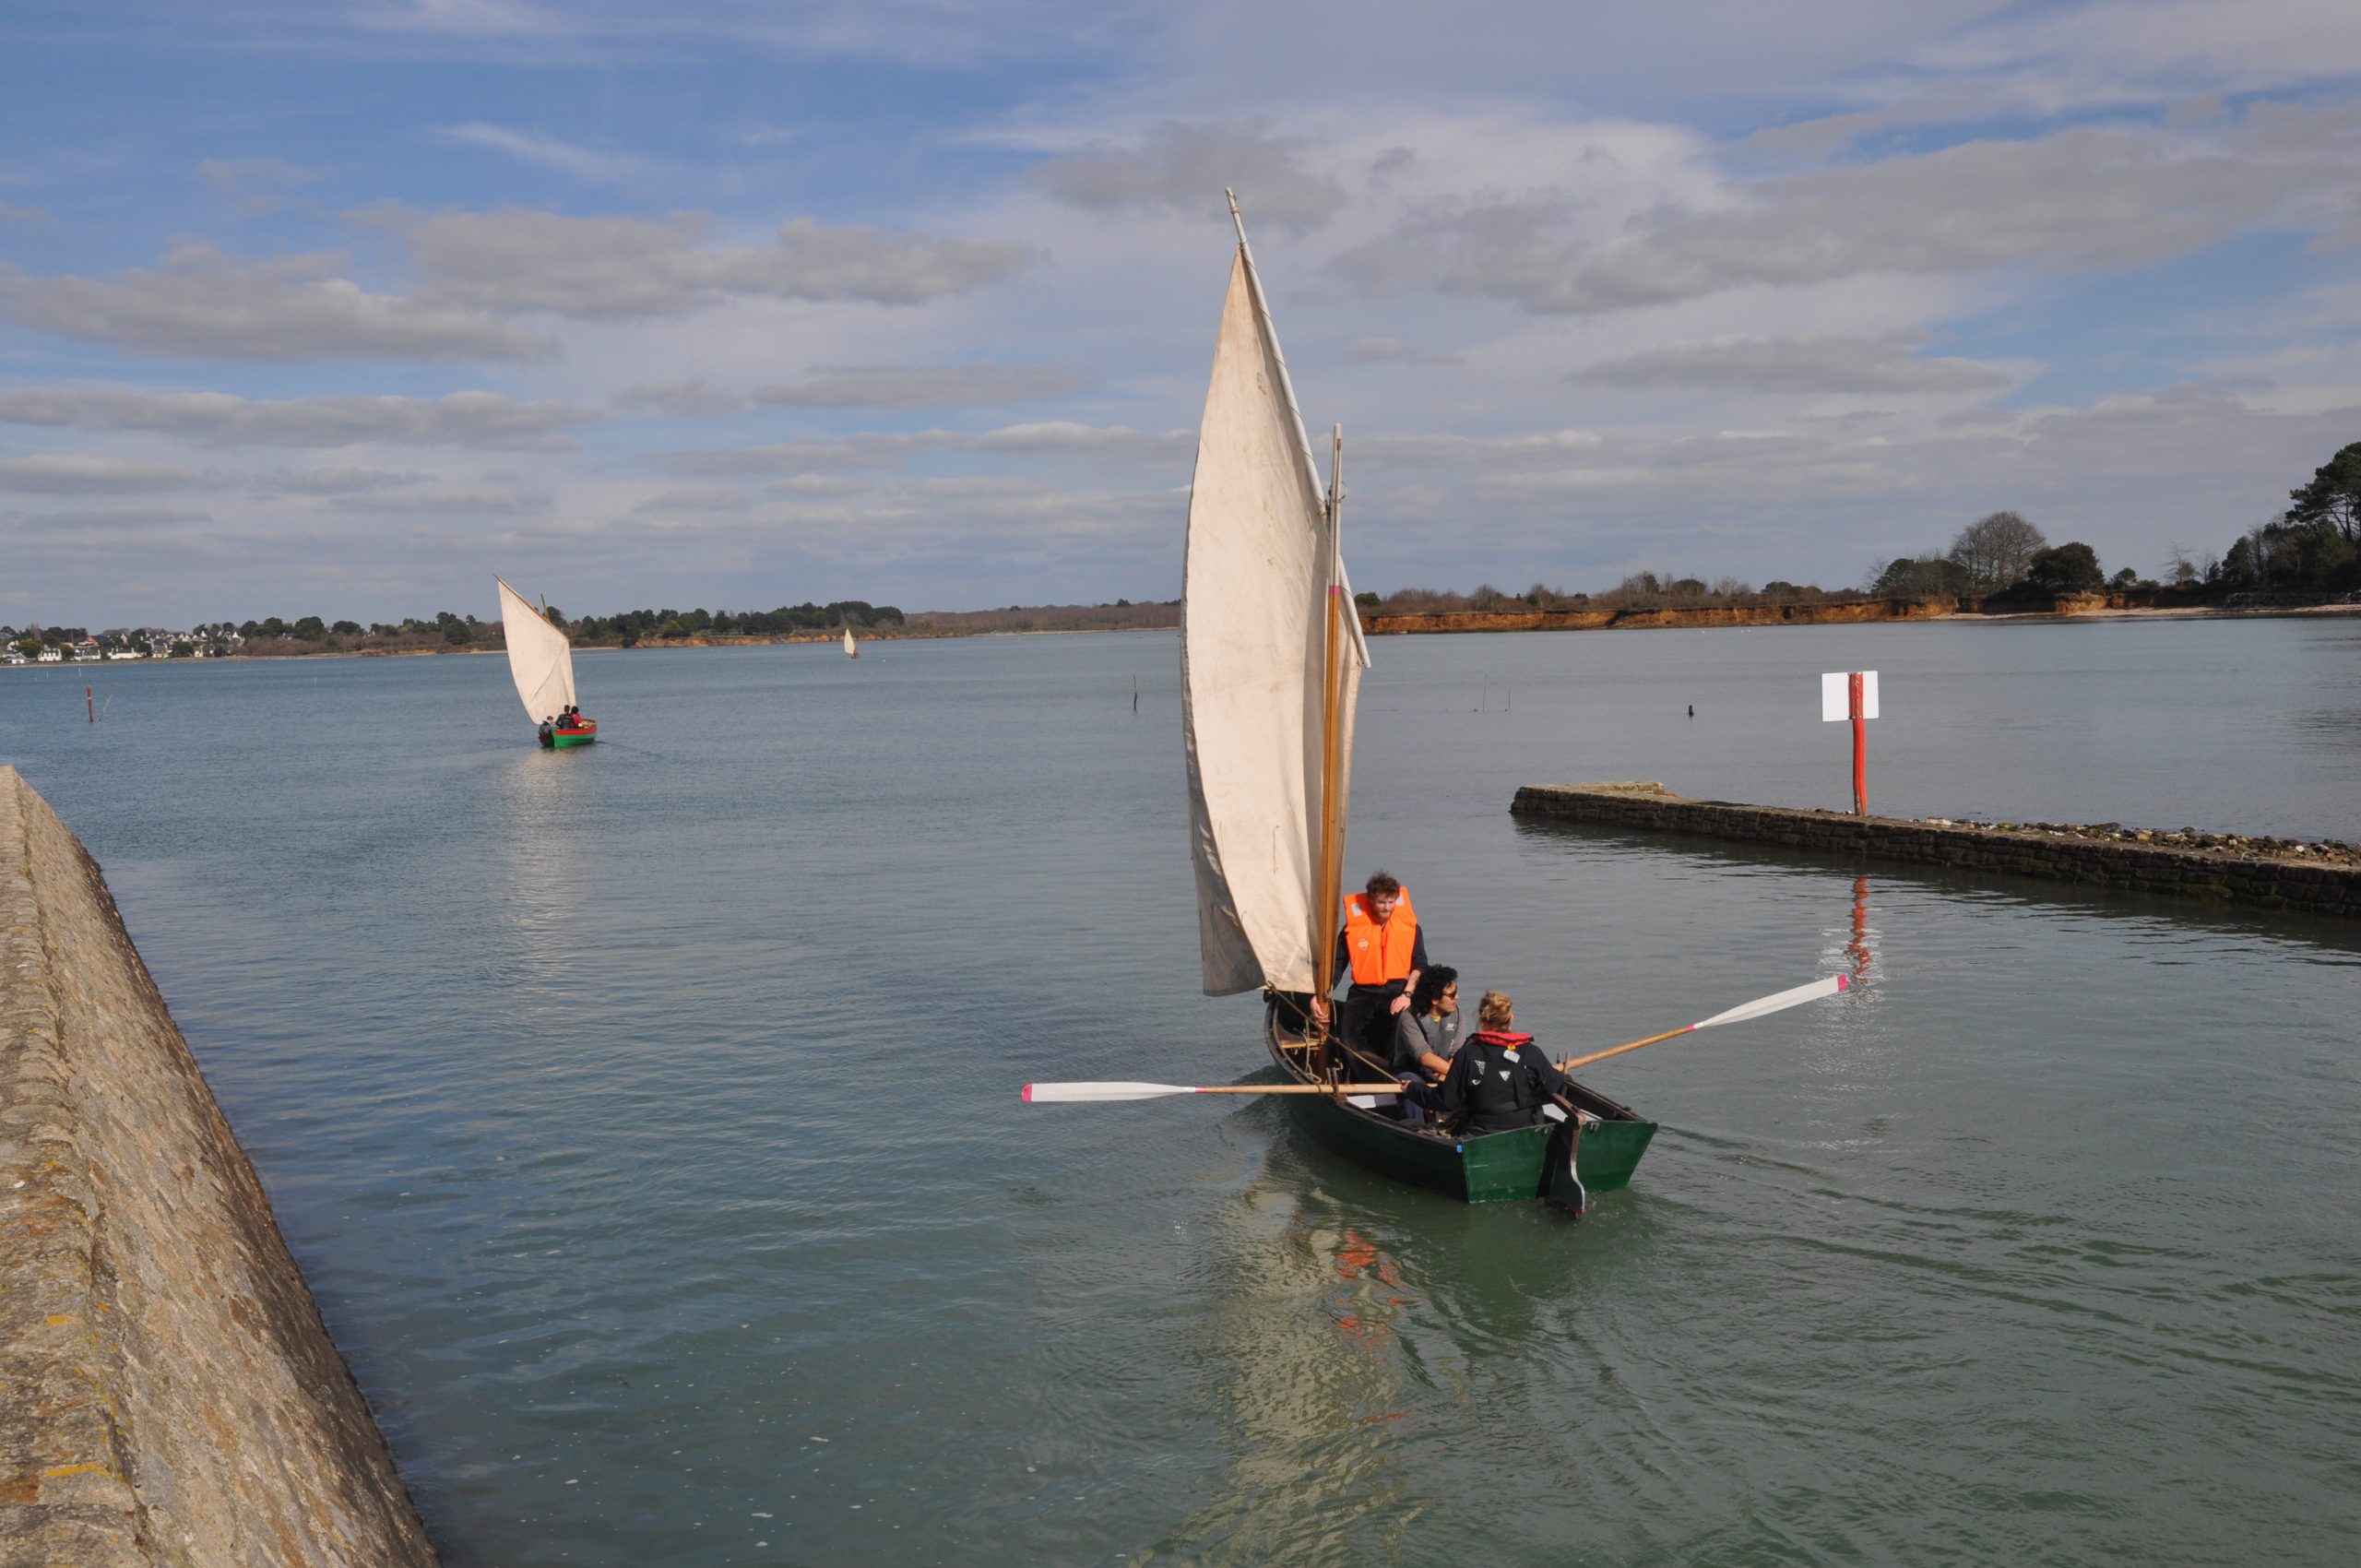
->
<box><xmin>1178</xmin><ymin>196</ymin><xmax>1656</xmax><ymax>1206</ymax></box>
<box><xmin>497</xmin><ymin>577</ymin><xmax>597</xmax><ymax>749</ymax></box>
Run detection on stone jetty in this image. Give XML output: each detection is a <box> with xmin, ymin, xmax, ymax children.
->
<box><xmin>1510</xmin><ymin>782</ymin><xmax>2359</xmax><ymax>919</ymax></box>
<box><xmin>1</xmin><ymin>767</ymin><xmax>437</xmax><ymax>1565</ymax></box>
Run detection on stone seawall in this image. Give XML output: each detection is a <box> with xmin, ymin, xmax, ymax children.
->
<box><xmin>1510</xmin><ymin>782</ymin><xmax>2359</xmax><ymax>919</ymax></box>
<box><xmin>0</xmin><ymin>767</ymin><xmax>437</xmax><ymax>1565</ymax></box>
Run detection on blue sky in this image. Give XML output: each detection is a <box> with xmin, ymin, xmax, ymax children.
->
<box><xmin>6</xmin><ymin>0</ymin><xmax>2361</xmax><ymax>624</ymax></box>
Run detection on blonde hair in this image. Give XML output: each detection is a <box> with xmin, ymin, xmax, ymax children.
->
<box><xmin>1476</xmin><ymin>991</ymin><xmax>1514</xmax><ymax>1031</ymax></box>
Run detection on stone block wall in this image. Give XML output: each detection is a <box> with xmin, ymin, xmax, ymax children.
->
<box><xmin>1509</xmin><ymin>783</ymin><xmax>2358</xmax><ymax>919</ymax></box>
<box><xmin>0</xmin><ymin>767</ymin><xmax>437</xmax><ymax>1566</ymax></box>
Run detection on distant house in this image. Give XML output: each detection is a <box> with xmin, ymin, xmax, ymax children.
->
<box><xmin>73</xmin><ymin>638</ymin><xmax>101</xmax><ymax>659</ymax></box>
<box><xmin>3</xmin><ymin>650</ymin><xmax>28</xmax><ymax>666</ymax></box>
<box><xmin>37</xmin><ymin>647</ymin><xmax>64</xmax><ymax>662</ymax></box>
<box><xmin>104</xmin><ymin>646</ymin><xmax>143</xmax><ymax>659</ymax></box>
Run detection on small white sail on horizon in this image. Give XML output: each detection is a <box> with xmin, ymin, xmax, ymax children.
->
<box><xmin>496</xmin><ymin>577</ymin><xmax>577</xmax><ymax>723</ymax></box>
<box><xmin>844</xmin><ymin>624</ymin><xmax>859</xmax><ymax>659</ymax></box>
<box><xmin>1180</xmin><ymin>205</ymin><xmax>1368</xmax><ymax>997</ymax></box>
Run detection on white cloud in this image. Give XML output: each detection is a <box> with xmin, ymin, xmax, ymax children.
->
<box><xmin>1580</xmin><ymin>336</ymin><xmax>2012</xmax><ymax>393</ymax></box>
<box><xmin>762</xmin><ymin>473</ymin><xmax>866</xmax><ymax>496</ymax></box>
<box><xmin>1559</xmin><ymin>127</ymin><xmax>2290</xmax><ymax>313</ymax></box>
<box><xmin>7</xmin><ymin>506</ymin><xmax>212</xmax><ymax>532</ymax></box>
<box><xmin>1343</xmin><ymin>336</ymin><xmax>1461</xmax><ymax>366</ymax></box>
<box><xmin>630</xmin><ymin>487</ymin><xmax>755</xmax><ymax>514</ymax></box>
<box><xmin>397</xmin><ymin>208</ymin><xmax>1037</xmax><ymax>317</ymax></box>
<box><xmin>669</xmin><ymin>434</ymin><xmax>917</xmax><ymax>475</ymax></box>
<box><xmin>0</xmin><ymin>455</ymin><xmax>208</xmax><ymax>493</ymax></box>
<box><xmin>333</xmin><ymin>487</ymin><xmax>545</xmax><ymax>516</ymax></box>
<box><xmin>0</xmin><ymin>386</ymin><xmax>595</xmax><ymax>448</ymax></box>
<box><xmin>0</xmin><ymin>244</ymin><xmax>552</xmax><ymax>361</ymax></box>
<box><xmin>966</xmin><ymin>422</ymin><xmax>1192</xmax><ymax>461</ymax></box>
<box><xmin>1029</xmin><ymin>121</ymin><xmax>1346</xmax><ymax>234</ymax></box>
<box><xmin>435</xmin><ymin>123</ymin><xmax>651</xmax><ymax>182</ymax></box>
<box><xmin>667</xmin><ymin>421</ymin><xmax>1190</xmax><ymax>475</ymax></box>
<box><xmin>1330</xmin><ymin>105</ymin><xmax>2361</xmax><ymax>316</ymax></box>
<box><xmin>613</xmin><ymin>379</ymin><xmax>746</xmax><ymax>417</ymax></box>
<box><xmin>260</xmin><ymin>467</ymin><xmax>430</xmax><ymax>495</ymax></box>
<box><xmin>352</xmin><ymin>0</ymin><xmax>573</xmax><ymax>37</ymax></box>
<box><xmin>752</xmin><ymin>363</ymin><xmax>1085</xmax><ymax>409</ymax></box>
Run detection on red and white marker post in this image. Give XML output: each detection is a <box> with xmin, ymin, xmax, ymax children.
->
<box><xmin>1821</xmin><ymin>670</ymin><xmax>1880</xmax><ymax>814</ymax></box>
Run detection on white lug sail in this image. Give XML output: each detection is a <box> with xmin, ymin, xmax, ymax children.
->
<box><xmin>1180</xmin><ymin>231</ymin><xmax>1367</xmax><ymax>996</ymax></box>
<box><xmin>496</xmin><ymin>577</ymin><xmax>577</xmax><ymax>723</ymax></box>
<box><xmin>844</xmin><ymin>624</ymin><xmax>858</xmax><ymax>657</ymax></box>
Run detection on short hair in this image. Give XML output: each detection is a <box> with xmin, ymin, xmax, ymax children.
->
<box><xmin>1411</xmin><ymin>965</ymin><xmax>1458</xmax><ymax>1014</ymax></box>
<box><xmin>1476</xmin><ymin>991</ymin><xmax>1514</xmax><ymax>1031</ymax></box>
<box><xmin>1364</xmin><ymin>871</ymin><xmax>1401</xmax><ymax>898</ymax></box>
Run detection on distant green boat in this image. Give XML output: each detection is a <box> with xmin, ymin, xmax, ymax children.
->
<box><xmin>1180</xmin><ymin>196</ymin><xmax>1651</xmax><ymax>1210</ymax></box>
<box><xmin>498</xmin><ymin>577</ymin><xmax>599</xmax><ymax>750</ymax></box>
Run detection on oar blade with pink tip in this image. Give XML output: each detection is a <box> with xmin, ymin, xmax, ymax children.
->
<box><xmin>1022</xmin><ymin>1081</ymin><xmax>1195</xmax><ymax>1103</ymax></box>
<box><xmin>1691</xmin><ymin>973</ymin><xmax>1848</xmax><ymax>1030</ymax></box>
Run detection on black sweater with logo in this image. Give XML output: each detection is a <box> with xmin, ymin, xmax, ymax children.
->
<box><xmin>1438</xmin><ymin>1031</ymin><xmax>1569</xmax><ymax>1133</ymax></box>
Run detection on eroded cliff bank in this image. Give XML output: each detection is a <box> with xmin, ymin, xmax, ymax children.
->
<box><xmin>1365</xmin><ymin>599</ymin><xmax>1955</xmax><ymax>634</ymax></box>
<box><xmin>0</xmin><ymin>766</ymin><xmax>436</xmax><ymax>1566</ymax></box>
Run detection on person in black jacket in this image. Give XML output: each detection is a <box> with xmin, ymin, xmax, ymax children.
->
<box><xmin>1439</xmin><ymin>991</ymin><xmax>1571</xmax><ymax>1134</ymax></box>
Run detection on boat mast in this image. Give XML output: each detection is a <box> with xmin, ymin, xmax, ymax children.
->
<box><xmin>1312</xmin><ymin>423</ymin><xmax>1348</xmax><ymax>1077</ymax></box>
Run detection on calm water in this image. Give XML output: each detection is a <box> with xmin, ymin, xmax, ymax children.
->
<box><xmin>3</xmin><ymin>617</ymin><xmax>2357</xmax><ymax>1567</ymax></box>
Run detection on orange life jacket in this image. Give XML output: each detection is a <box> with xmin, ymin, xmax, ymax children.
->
<box><xmin>1342</xmin><ymin>888</ymin><xmax>1418</xmax><ymax>987</ymax></box>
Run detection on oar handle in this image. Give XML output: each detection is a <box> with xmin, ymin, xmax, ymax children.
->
<box><xmin>1558</xmin><ymin>1026</ymin><xmax>1691</xmax><ymax>1075</ymax></box>
<box><xmin>1195</xmin><ymin>1083</ymin><xmax>1408</xmax><ymax>1095</ymax></box>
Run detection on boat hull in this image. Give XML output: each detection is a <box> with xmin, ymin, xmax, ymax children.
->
<box><xmin>1264</xmin><ymin>1006</ymin><xmax>1655</xmax><ymax>1205</ymax></box>
<box><xmin>545</xmin><ymin>720</ymin><xmax>598</xmax><ymax>749</ymax></box>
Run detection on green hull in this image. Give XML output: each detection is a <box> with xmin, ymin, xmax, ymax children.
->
<box><xmin>1264</xmin><ymin>1012</ymin><xmax>1656</xmax><ymax>1204</ymax></box>
<box><xmin>551</xmin><ymin>730</ymin><xmax>597</xmax><ymax>748</ymax></box>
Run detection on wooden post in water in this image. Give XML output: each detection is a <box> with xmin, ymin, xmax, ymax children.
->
<box><xmin>87</xmin><ymin>684</ymin><xmax>94</xmax><ymax>724</ymax></box>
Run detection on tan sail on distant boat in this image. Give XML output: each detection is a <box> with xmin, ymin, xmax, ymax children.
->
<box><xmin>843</xmin><ymin>624</ymin><xmax>859</xmax><ymax>659</ymax></box>
<box><xmin>496</xmin><ymin>577</ymin><xmax>596</xmax><ymax>748</ymax></box>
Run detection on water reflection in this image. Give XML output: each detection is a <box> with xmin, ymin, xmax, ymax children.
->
<box><xmin>1847</xmin><ymin>874</ymin><xmax>1874</xmax><ymax>982</ymax></box>
<box><xmin>1156</xmin><ymin>1182</ymin><xmax>1430</xmax><ymax>1566</ymax></box>
<box><xmin>492</xmin><ymin>747</ymin><xmax>595</xmax><ymax>977</ymax></box>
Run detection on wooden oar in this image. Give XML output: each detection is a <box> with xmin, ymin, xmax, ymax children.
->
<box><xmin>1023</xmin><ymin>1081</ymin><xmax>1406</xmax><ymax>1104</ymax></box>
<box><xmin>1558</xmin><ymin>974</ymin><xmax>1850</xmax><ymax>1074</ymax></box>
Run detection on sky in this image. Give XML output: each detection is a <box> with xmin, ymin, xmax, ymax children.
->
<box><xmin>5</xmin><ymin>0</ymin><xmax>2361</xmax><ymax>625</ymax></box>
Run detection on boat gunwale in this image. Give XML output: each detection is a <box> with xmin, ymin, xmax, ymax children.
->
<box><xmin>1258</xmin><ymin>997</ymin><xmax>1647</xmax><ymax>1146</ymax></box>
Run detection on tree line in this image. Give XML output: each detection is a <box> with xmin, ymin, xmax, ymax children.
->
<box><xmin>1874</xmin><ymin>440</ymin><xmax>2361</xmax><ymax>602</ymax></box>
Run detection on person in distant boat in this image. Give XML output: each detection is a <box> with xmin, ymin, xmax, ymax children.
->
<box><xmin>539</xmin><ymin>716</ymin><xmax>555</xmax><ymax>745</ymax></box>
<box><xmin>1439</xmin><ymin>991</ymin><xmax>1571</xmax><ymax>1134</ymax></box>
<box><xmin>1310</xmin><ymin>871</ymin><xmax>1427</xmax><ymax>1070</ymax></box>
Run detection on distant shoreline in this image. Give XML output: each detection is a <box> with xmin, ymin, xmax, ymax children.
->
<box><xmin>1363</xmin><ymin>596</ymin><xmax>2361</xmax><ymax>636</ymax></box>
<box><xmin>12</xmin><ymin>595</ymin><xmax>2356</xmax><ymax>670</ymax></box>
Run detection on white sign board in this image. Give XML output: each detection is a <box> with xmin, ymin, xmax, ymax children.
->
<box><xmin>1821</xmin><ymin>670</ymin><xmax>1880</xmax><ymax>721</ymax></box>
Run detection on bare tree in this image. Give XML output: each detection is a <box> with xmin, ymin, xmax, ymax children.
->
<box><xmin>1947</xmin><ymin>510</ymin><xmax>2047</xmax><ymax>595</ymax></box>
<box><xmin>2164</xmin><ymin>544</ymin><xmax>2200</xmax><ymax>588</ymax></box>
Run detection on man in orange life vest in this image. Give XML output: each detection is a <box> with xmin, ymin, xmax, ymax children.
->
<box><xmin>1310</xmin><ymin>871</ymin><xmax>1428</xmax><ymax>1069</ymax></box>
